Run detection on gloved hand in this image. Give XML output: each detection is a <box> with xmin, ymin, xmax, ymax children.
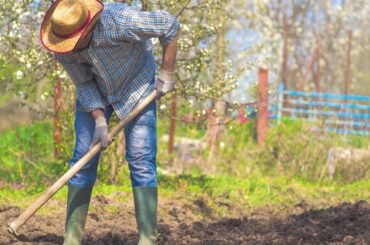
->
<box><xmin>89</xmin><ymin>116</ymin><xmax>111</xmax><ymax>150</ymax></box>
<box><xmin>155</xmin><ymin>69</ymin><xmax>176</xmax><ymax>99</ymax></box>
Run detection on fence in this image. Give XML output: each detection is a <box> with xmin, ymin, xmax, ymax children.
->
<box><xmin>165</xmin><ymin>71</ymin><xmax>369</xmax><ymax>152</ymax></box>
<box><xmin>273</xmin><ymin>84</ymin><xmax>370</xmax><ymax>136</ymax></box>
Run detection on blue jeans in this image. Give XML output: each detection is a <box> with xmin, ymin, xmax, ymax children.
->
<box><xmin>69</xmin><ymin>92</ymin><xmax>157</xmax><ymax>188</ymax></box>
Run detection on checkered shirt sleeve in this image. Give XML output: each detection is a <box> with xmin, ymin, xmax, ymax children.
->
<box><xmin>53</xmin><ymin>4</ymin><xmax>180</xmax><ymax>119</ymax></box>
<box><xmin>57</xmin><ymin>56</ymin><xmax>107</xmax><ymax>111</ymax></box>
<box><xmin>106</xmin><ymin>5</ymin><xmax>180</xmax><ymax>46</ymax></box>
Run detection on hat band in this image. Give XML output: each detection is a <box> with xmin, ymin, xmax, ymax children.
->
<box><xmin>52</xmin><ymin>10</ymin><xmax>91</xmax><ymax>39</ymax></box>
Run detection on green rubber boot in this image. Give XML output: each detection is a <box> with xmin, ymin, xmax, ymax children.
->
<box><xmin>133</xmin><ymin>187</ymin><xmax>158</xmax><ymax>245</ymax></box>
<box><xmin>63</xmin><ymin>185</ymin><xmax>93</xmax><ymax>245</ymax></box>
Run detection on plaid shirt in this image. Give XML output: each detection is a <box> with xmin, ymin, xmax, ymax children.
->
<box><xmin>55</xmin><ymin>3</ymin><xmax>180</xmax><ymax>119</ymax></box>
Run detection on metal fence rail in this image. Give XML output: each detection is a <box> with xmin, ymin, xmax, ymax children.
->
<box><xmin>273</xmin><ymin>84</ymin><xmax>370</xmax><ymax>136</ymax></box>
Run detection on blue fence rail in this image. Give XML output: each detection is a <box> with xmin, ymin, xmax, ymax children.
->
<box><xmin>272</xmin><ymin>84</ymin><xmax>370</xmax><ymax>136</ymax></box>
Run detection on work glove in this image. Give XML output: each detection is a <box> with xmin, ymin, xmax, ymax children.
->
<box><xmin>90</xmin><ymin>116</ymin><xmax>111</xmax><ymax>150</ymax></box>
<box><xmin>155</xmin><ymin>69</ymin><xmax>176</xmax><ymax>99</ymax></box>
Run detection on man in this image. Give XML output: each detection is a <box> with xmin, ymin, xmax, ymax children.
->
<box><xmin>40</xmin><ymin>0</ymin><xmax>179</xmax><ymax>244</ymax></box>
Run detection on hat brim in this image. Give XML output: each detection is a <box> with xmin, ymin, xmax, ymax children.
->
<box><xmin>40</xmin><ymin>0</ymin><xmax>103</xmax><ymax>53</ymax></box>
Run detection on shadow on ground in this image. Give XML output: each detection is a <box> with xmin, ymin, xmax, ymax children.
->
<box><xmin>1</xmin><ymin>198</ymin><xmax>369</xmax><ymax>245</ymax></box>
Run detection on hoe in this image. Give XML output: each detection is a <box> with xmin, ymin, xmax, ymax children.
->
<box><xmin>7</xmin><ymin>90</ymin><xmax>157</xmax><ymax>237</ymax></box>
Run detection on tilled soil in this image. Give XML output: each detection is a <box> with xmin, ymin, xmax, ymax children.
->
<box><xmin>0</xmin><ymin>195</ymin><xmax>369</xmax><ymax>245</ymax></box>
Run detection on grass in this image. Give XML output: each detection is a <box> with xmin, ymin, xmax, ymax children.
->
<box><xmin>159</xmin><ymin>173</ymin><xmax>370</xmax><ymax>208</ymax></box>
<box><xmin>1</xmin><ymin>117</ymin><xmax>369</xmax><ymax>185</ymax></box>
<box><xmin>1</xmin><ymin>172</ymin><xmax>369</xmax><ymax>217</ymax></box>
<box><xmin>0</xmin><ymin>121</ymin><xmax>64</xmax><ymax>185</ymax></box>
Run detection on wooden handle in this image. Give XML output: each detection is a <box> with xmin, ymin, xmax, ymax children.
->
<box><xmin>8</xmin><ymin>90</ymin><xmax>157</xmax><ymax>235</ymax></box>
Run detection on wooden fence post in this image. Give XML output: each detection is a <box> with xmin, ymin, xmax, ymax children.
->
<box><xmin>257</xmin><ymin>68</ymin><xmax>268</xmax><ymax>146</ymax></box>
<box><xmin>168</xmin><ymin>92</ymin><xmax>177</xmax><ymax>154</ymax></box>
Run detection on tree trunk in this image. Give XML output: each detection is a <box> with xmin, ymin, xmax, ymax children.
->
<box><xmin>299</xmin><ymin>36</ymin><xmax>322</xmax><ymax>92</ymax></box>
<box><xmin>344</xmin><ymin>30</ymin><xmax>353</xmax><ymax>95</ymax></box>
<box><xmin>168</xmin><ymin>92</ymin><xmax>177</xmax><ymax>154</ymax></box>
<box><xmin>109</xmin><ymin>130</ymin><xmax>125</xmax><ymax>183</ymax></box>
<box><xmin>206</xmin><ymin>13</ymin><xmax>226</xmax><ymax>154</ymax></box>
<box><xmin>281</xmin><ymin>12</ymin><xmax>289</xmax><ymax>89</ymax></box>
<box><xmin>53</xmin><ymin>77</ymin><xmax>62</xmax><ymax>158</ymax></box>
<box><xmin>313</xmin><ymin>36</ymin><xmax>322</xmax><ymax>92</ymax></box>
<box><xmin>206</xmin><ymin>103</ymin><xmax>226</xmax><ymax>155</ymax></box>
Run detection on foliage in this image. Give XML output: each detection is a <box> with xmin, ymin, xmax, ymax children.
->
<box><xmin>141</xmin><ymin>0</ymin><xmax>243</xmax><ymax>119</ymax></box>
<box><xmin>0</xmin><ymin>0</ymin><xmax>242</xmax><ymax>112</ymax></box>
<box><xmin>0</xmin><ymin>0</ymin><xmax>57</xmax><ymax>104</ymax></box>
<box><xmin>237</xmin><ymin>0</ymin><xmax>370</xmax><ymax>94</ymax></box>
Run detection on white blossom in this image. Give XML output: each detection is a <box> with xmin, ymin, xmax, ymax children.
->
<box><xmin>59</xmin><ymin>72</ymin><xmax>67</xmax><ymax>79</ymax></box>
<box><xmin>16</xmin><ymin>70</ymin><xmax>24</xmax><ymax>79</ymax></box>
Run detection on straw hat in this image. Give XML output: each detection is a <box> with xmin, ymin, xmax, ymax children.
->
<box><xmin>40</xmin><ymin>0</ymin><xmax>103</xmax><ymax>53</ymax></box>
